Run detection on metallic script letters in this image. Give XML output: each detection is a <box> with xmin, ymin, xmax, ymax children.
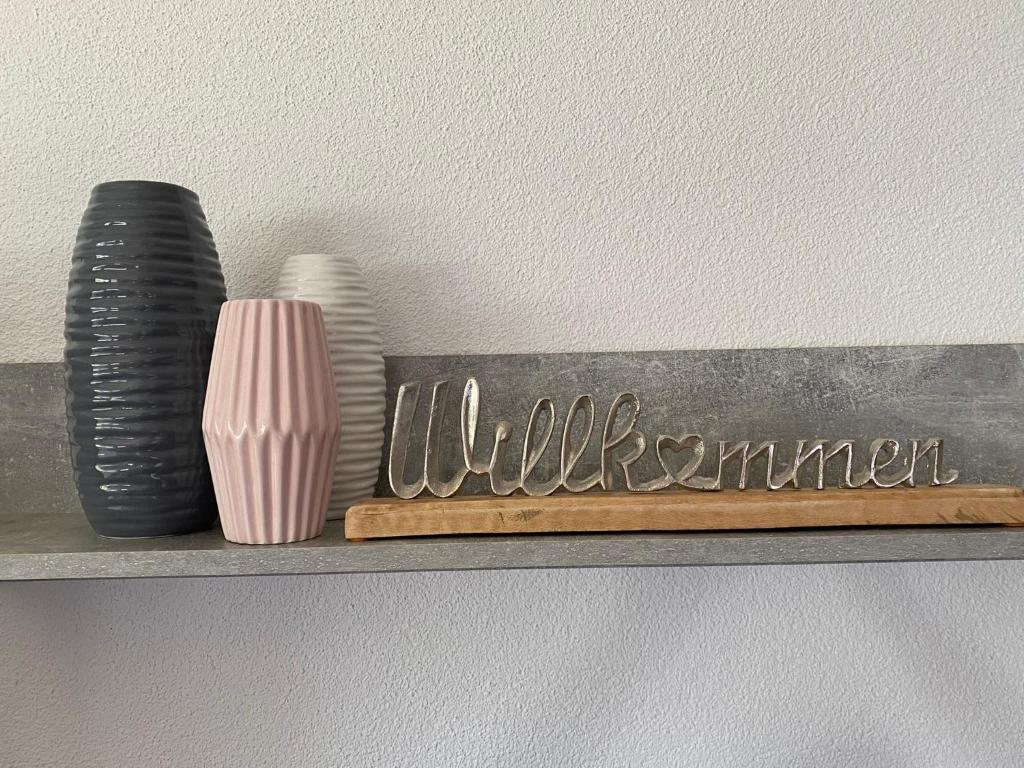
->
<box><xmin>388</xmin><ymin>379</ymin><xmax>960</xmax><ymax>499</ymax></box>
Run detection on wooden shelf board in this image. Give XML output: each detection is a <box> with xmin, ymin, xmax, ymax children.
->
<box><xmin>4</xmin><ymin>511</ymin><xmax>1024</xmax><ymax>581</ymax></box>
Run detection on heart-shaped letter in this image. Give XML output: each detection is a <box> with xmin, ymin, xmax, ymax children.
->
<box><xmin>657</xmin><ymin>434</ymin><xmax>716</xmax><ymax>489</ymax></box>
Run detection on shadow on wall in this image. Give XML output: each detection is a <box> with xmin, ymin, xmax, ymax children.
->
<box><xmin>213</xmin><ymin>209</ymin><xmax>395</xmax><ymax>299</ymax></box>
<box><xmin>214</xmin><ymin>206</ymin><xmax>522</xmax><ymax>351</ymax></box>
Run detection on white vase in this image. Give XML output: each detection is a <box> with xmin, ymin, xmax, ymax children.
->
<box><xmin>273</xmin><ymin>253</ymin><xmax>386</xmax><ymax>518</ymax></box>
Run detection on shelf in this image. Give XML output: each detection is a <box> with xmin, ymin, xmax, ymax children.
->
<box><xmin>3</xmin><ymin>348</ymin><xmax>1023</xmax><ymax>580</ymax></box>
<box><xmin>4</xmin><ymin>513</ymin><xmax>1024</xmax><ymax>580</ymax></box>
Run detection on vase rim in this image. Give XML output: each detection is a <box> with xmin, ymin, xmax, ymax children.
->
<box><xmin>287</xmin><ymin>252</ymin><xmax>360</xmax><ymax>261</ymax></box>
<box><xmin>223</xmin><ymin>298</ymin><xmax>322</xmax><ymax>309</ymax></box>
<box><xmin>90</xmin><ymin>180</ymin><xmax>199</xmax><ymax>198</ymax></box>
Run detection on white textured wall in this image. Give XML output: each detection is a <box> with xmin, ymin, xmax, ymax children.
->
<box><xmin>1</xmin><ymin>1</ymin><xmax>1023</xmax><ymax>766</ymax></box>
<box><xmin>2</xmin><ymin>0</ymin><xmax>1022</xmax><ymax>360</ymax></box>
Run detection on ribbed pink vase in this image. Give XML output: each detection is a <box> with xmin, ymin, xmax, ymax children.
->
<box><xmin>203</xmin><ymin>300</ymin><xmax>341</xmax><ymax>544</ymax></box>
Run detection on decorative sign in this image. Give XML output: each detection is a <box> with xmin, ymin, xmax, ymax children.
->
<box><xmin>388</xmin><ymin>378</ymin><xmax>960</xmax><ymax>499</ymax></box>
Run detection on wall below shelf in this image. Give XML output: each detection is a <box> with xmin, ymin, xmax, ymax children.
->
<box><xmin>4</xmin><ymin>512</ymin><xmax>1024</xmax><ymax>581</ymax></box>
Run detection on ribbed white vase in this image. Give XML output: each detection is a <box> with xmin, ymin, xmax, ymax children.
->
<box><xmin>273</xmin><ymin>253</ymin><xmax>386</xmax><ymax>518</ymax></box>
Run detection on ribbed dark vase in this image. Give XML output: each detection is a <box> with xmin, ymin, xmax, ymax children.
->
<box><xmin>64</xmin><ymin>181</ymin><xmax>227</xmax><ymax>537</ymax></box>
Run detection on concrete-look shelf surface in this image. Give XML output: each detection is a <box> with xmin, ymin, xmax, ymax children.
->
<box><xmin>3</xmin><ymin>345</ymin><xmax>1022</xmax><ymax>580</ymax></box>
<box><xmin>3</xmin><ymin>513</ymin><xmax>1024</xmax><ymax>580</ymax></box>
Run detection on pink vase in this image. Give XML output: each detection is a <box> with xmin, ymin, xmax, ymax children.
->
<box><xmin>203</xmin><ymin>300</ymin><xmax>342</xmax><ymax>544</ymax></box>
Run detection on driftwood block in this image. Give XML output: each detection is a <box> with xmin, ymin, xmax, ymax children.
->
<box><xmin>345</xmin><ymin>486</ymin><xmax>1024</xmax><ymax>540</ymax></box>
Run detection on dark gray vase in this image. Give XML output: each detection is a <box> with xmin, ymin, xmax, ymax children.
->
<box><xmin>64</xmin><ymin>181</ymin><xmax>227</xmax><ymax>537</ymax></box>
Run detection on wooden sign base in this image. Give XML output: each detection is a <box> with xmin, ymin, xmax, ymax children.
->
<box><xmin>344</xmin><ymin>485</ymin><xmax>1024</xmax><ymax>541</ymax></box>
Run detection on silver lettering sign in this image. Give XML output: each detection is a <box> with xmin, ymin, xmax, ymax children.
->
<box><xmin>388</xmin><ymin>378</ymin><xmax>960</xmax><ymax>499</ymax></box>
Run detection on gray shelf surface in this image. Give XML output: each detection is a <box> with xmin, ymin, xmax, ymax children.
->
<box><xmin>3</xmin><ymin>346</ymin><xmax>1022</xmax><ymax>580</ymax></box>
<box><xmin>3</xmin><ymin>513</ymin><xmax>1024</xmax><ymax>580</ymax></box>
